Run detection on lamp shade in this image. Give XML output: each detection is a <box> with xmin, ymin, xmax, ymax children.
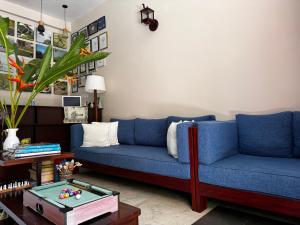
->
<box><xmin>85</xmin><ymin>75</ymin><xmax>106</xmax><ymax>93</ymax></box>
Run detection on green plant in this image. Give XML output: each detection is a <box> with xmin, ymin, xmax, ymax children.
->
<box><xmin>0</xmin><ymin>16</ymin><xmax>110</xmax><ymax>128</ymax></box>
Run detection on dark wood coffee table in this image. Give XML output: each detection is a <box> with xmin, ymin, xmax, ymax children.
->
<box><xmin>0</xmin><ymin>191</ymin><xmax>141</xmax><ymax>225</ymax></box>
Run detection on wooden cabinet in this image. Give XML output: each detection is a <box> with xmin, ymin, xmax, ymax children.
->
<box><xmin>0</xmin><ymin>106</ymin><xmax>102</xmax><ymax>151</ymax></box>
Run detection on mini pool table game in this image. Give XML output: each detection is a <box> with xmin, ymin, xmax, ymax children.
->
<box><xmin>23</xmin><ymin>179</ymin><xmax>120</xmax><ymax>225</ymax></box>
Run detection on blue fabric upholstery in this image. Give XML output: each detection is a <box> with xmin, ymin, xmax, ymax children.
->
<box><xmin>135</xmin><ymin>118</ymin><xmax>167</xmax><ymax>147</ymax></box>
<box><xmin>73</xmin><ymin>145</ymin><xmax>190</xmax><ymax>179</ymax></box>
<box><xmin>199</xmin><ymin>154</ymin><xmax>300</xmax><ymax>199</ymax></box>
<box><xmin>236</xmin><ymin>112</ymin><xmax>293</xmax><ymax>158</ymax></box>
<box><xmin>293</xmin><ymin>112</ymin><xmax>300</xmax><ymax>157</ymax></box>
<box><xmin>167</xmin><ymin>115</ymin><xmax>215</xmax><ymax>128</ymax></box>
<box><xmin>176</xmin><ymin>122</ymin><xmax>193</xmax><ymax>164</ymax></box>
<box><xmin>70</xmin><ymin>124</ymin><xmax>83</xmax><ymax>149</ymax></box>
<box><xmin>197</xmin><ymin>121</ymin><xmax>238</xmax><ymax>165</ymax></box>
<box><xmin>111</xmin><ymin>119</ymin><xmax>135</xmax><ymax>145</ymax></box>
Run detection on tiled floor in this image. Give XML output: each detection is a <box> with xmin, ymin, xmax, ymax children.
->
<box><xmin>74</xmin><ymin>171</ymin><xmax>215</xmax><ymax>225</ymax></box>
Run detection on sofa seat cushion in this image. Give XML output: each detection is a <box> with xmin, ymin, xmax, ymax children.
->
<box><xmin>199</xmin><ymin>154</ymin><xmax>300</xmax><ymax>199</ymax></box>
<box><xmin>73</xmin><ymin>145</ymin><xmax>190</xmax><ymax>179</ymax></box>
<box><xmin>236</xmin><ymin>112</ymin><xmax>293</xmax><ymax>158</ymax></box>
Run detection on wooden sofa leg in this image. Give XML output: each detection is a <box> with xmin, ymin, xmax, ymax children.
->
<box><xmin>196</xmin><ymin>196</ymin><xmax>208</xmax><ymax>213</ymax></box>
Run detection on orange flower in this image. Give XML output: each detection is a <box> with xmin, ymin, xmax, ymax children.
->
<box><xmin>18</xmin><ymin>82</ymin><xmax>36</xmax><ymax>91</ymax></box>
<box><xmin>8</xmin><ymin>57</ymin><xmax>24</xmax><ymax>76</ymax></box>
<box><xmin>80</xmin><ymin>48</ymin><xmax>92</xmax><ymax>56</ymax></box>
<box><xmin>7</xmin><ymin>77</ymin><xmax>21</xmax><ymax>83</ymax></box>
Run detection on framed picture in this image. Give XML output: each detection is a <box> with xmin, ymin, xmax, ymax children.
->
<box><xmin>41</xmin><ymin>85</ymin><xmax>51</xmax><ymax>94</ymax></box>
<box><xmin>17</xmin><ymin>22</ymin><xmax>34</xmax><ymax>41</ymax></box>
<box><xmin>80</xmin><ymin>64</ymin><xmax>86</xmax><ymax>74</ymax></box>
<box><xmin>63</xmin><ymin>106</ymin><xmax>88</xmax><ymax>124</ymax></box>
<box><xmin>53</xmin><ymin>32</ymin><xmax>68</xmax><ymax>49</ymax></box>
<box><xmin>8</xmin><ymin>19</ymin><xmax>15</xmax><ymax>36</ymax></box>
<box><xmin>62</xmin><ymin>96</ymin><xmax>82</xmax><ymax>107</ymax></box>
<box><xmin>0</xmin><ymin>73</ymin><xmax>9</xmax><ymax>90</ymax></box>
<box><xmin>36</xmin><ymin>30</ymin><xmax>51</xmax><ymax>45</ymax></box>
<box><xmin>72</xmin><ymin>80</ymin><xmax>78</xmax><ymax>93</ymax></box>
<box><xmin>71</xmin><ymin>32</ymin><xmax>78</xmax><ymax>43</ymax></box>
<box><xmin>17</xmin><ymin>40</ymin><xmax>34</xmax><ymax>58</ymax></box>
<box><xmin>88</xmin><ymin>61</ymin><xmax>95</xmax><ymax>71</ymax></box>
<box><xmin>98</xmin><ymin>16</ymin><xmax>106</xmax><ymax>31</ymax></box>
<box><xmin>87</xmin><ymin>21</ymin><xmax>98</xmax><ymax>36</ymax></box>
<box><xmin>78</xmin><ymin>75</ymin><xmax>86</xmax><ymax>87</ymax></box>
<box><xmin>53</xmin><ymin>48</ymin><xmax>67</xmax><ymax>62</ymax></box>
<box><xmin>99</xmin><ymin>32</ymin><xmax>108</xmax><ymax>50</ymax></box>
<box><xmin>0</xmin><ymin>37</ymin><xmax>15</xmax><ymax>53</ymax></box>
<box><xmin>90</xmin><ymin>36</ymin><xmax>99</xmax><ymax>52</ymax></box>
<box><xmin>79</xmin><ymin>27</ymin><xmax>88</xmax><ymax>40</ymax></box>
<box><xmin>54</xmin><ymin>80</ymin><xmax>68</xmax><ymax>95</ymax></box>
<box><xmin>36</xmin><ymin>44</ymin><xmax>47</xmax><ymax>59</ymax></box>
<box><xmin>96</xmin><ymin>59</ymin><xmax>105</xmax><ymax>68</ymax></box>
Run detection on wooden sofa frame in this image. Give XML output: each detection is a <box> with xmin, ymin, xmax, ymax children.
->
<box><xmin>78</xmin><ymin>128</ymin><xmax>199</xmax><ymax>211</ymax></box>
<box><xmin>189</xmin><ymin>126</ymin><xmax>300</xmax><ymax>218</ymax></box>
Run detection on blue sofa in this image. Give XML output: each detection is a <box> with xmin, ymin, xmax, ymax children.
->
<box><xmin>192</xmin><ymin>111</ymin><xmax>300</xmax><ymax>217</ymax></box>
<box><xmin>71</xmin><ymin>115</ymin><xmax>215</xmax><ymax>211</ymax></box>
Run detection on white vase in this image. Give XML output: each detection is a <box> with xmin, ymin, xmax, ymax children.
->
<box><xmin>3</xmin><ymin>128</ymin><xmax>20</xmax><ymax>150</ymax></box>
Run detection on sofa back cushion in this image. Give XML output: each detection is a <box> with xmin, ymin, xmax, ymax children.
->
<box><xmin>135</xmin><ymin>118</ymin><xmax>168</xmax><ymax>147</ymax></box>
<box><xmin>236</xmin><ymin>112</ymin><xmax>293</xmax><ymax>158</ymax></box>
<box><xmin>293</xmin><ymin>112</ymin><xmax>300</xmax><ymax>157</ymax></box>
<box><xmin>110</xmin><ymin>119</ymin><xmax>135</xmax><ymax>145</ymax></box>
<box><xmin>167</xmin><ymin>115</ymin><xmax>215</xmax><ymax>128</ymax></box>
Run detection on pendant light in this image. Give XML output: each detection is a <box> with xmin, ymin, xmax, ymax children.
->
<box><xmin>37</xmin><ymin>0</ymin><xmax>45</xmax><ymax>34</ymax></box>
<box><xmin>62</xmin><ymin>4</ymin><xmax>69</xmax><ymax>38</ymax></box>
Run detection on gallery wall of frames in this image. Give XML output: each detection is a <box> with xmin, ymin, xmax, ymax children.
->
<box><xmin>0</xmin><ymin>12</ymin><xmax>71</xmax><ymax>96</ymax></box>
<box><xmin>69</xmin><ymin>16</ymin><xmax>108</xmax><ymax>94</ymax></box>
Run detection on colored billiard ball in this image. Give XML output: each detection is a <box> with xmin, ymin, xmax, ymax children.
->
<box><xmin>64</xmin><ymin>193</ymin><xmax>69</xmax><ymax>198</ymax></box>
<box><xmin>75</xmin><ymin>194</ymin><xmax>81</xmax><ymax>200</ymax></box>
<box><xmin>59</xmin><ymin>194</ymin><xmax>64</xmax><ymax>199</ymax></box>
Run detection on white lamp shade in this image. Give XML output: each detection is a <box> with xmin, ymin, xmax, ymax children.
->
<box><xmin>85</xmin><ymin>75</ymin><xmax>106</xmax><ymax>93</ymax></box>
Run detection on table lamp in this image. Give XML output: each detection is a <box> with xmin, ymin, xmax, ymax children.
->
<box><xmin>85</xmin><ymin>75</ymin><xmax>106</xmax><ymax>122</ymax></box>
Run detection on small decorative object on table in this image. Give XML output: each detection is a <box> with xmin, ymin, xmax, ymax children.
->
<box><xmin>56</xmin><ymin>160</ymin><xmax>82</xmax><ymax>181</ymax></box>
<box><xmin>63</xmin><ymin>106</ymin><xmax>88</xmax><ymax>124</ymax></box>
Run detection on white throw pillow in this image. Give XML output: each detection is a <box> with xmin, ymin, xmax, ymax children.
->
<box><xmin>92</xmin><ymin>122</ymin><xmax>119</xmax><ymax>145</ymax></box>
<box><xmin>167</xmin><ymin>121</ymin><xmax>182</xmax><ymax>158</ymax></box>
<box><xmin>81</xmin><ymin>123</ymin><xmax>110</xmax><ymax>147</ymax></box>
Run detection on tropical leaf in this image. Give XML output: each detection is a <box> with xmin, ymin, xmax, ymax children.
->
<box><xmin>0</xmin><ymin>16</ymin><xmax>14</xmax><ymax>55</ymax></box>
<box><xmin>22</xmin><ymin>59</ymin><xmax>40</xmax><ymax>83</ymax></box>
<box><xmin>35</xmin><ymin>45</ymin><xmax>52</xmax><ymax>85</ymax></box>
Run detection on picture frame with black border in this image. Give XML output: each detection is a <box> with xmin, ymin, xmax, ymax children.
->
<box><xmin>90</xmin><ymin>36</ymin><xmax>99</xmax><ymax>52</ymax></box>
<box><xmin>72</xmin><ymin>80</ymin><xmax>79</xmax><ymax>93</ymax></box>
<box><xmin>71</xmin><ymin>32</ymin><xmax>79</xmax><ymax>43</ymax></box>
<box><xmin>80</xmin><ymin>63</ymin><xmax>87</xmax><ymax>74</ymax></box>
<box><xmin>96</xmin><ymin>59</ymin><xmax>105</xmax><ymax>68</ymax></box>
<box><xmin>78</xmin><ymin>27</ymin><xmax>88</xmax><ymax>40</ymax></box>
<box><xmin>98</xmin><ymin>16</ymin><xmax>106</xmax><ymax>31</ymax></box>
<box><xmin>87</xmin><ymin>20</ymin><xmax>98</xmax><ymax>36</ymax></box>
<box><xmin>78</xmin><ymin>75</ymin><xmax>86</xmax><ymax>88</ymax></box>
<box><xmin>88</xmin><ymin>61</ymin><xmax>96</xmax><ymax>71</ymax></box>
<box><xmin>99</xmin><ymin>32</ymin><xmax>108</xmax><ymax>50</ymax></box>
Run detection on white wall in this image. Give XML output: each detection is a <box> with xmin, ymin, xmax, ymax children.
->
<box><xmin>0</xmin><ymin>0</ymin><xmax>76</xmax><ymax>106</ymax></box>
<box><xmin>73</xmin><ymin>0</ymin><xmax>300</xmax><ymax>121</ymax></box>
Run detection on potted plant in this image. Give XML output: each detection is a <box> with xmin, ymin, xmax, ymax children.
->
<box><xmin>0</xmin><ymin>17</ymin><xmax>110</xmax><ymax>150</ymax></box>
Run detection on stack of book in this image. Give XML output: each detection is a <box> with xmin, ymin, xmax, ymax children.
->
<box><xmin>29</xmin><ymin>160</ymin><xmax>54</xmax><ymax>184</ymax></box>
<box><xmin>14</xmin><ymin>143</ymin><xmax>61</xmax><ymax>158</ymax></box>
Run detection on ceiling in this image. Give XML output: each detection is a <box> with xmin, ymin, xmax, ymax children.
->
<box><xmin>6</xmin><ymin>0</ymin><xmax>107</xmax><ymax>22</ymax></box>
